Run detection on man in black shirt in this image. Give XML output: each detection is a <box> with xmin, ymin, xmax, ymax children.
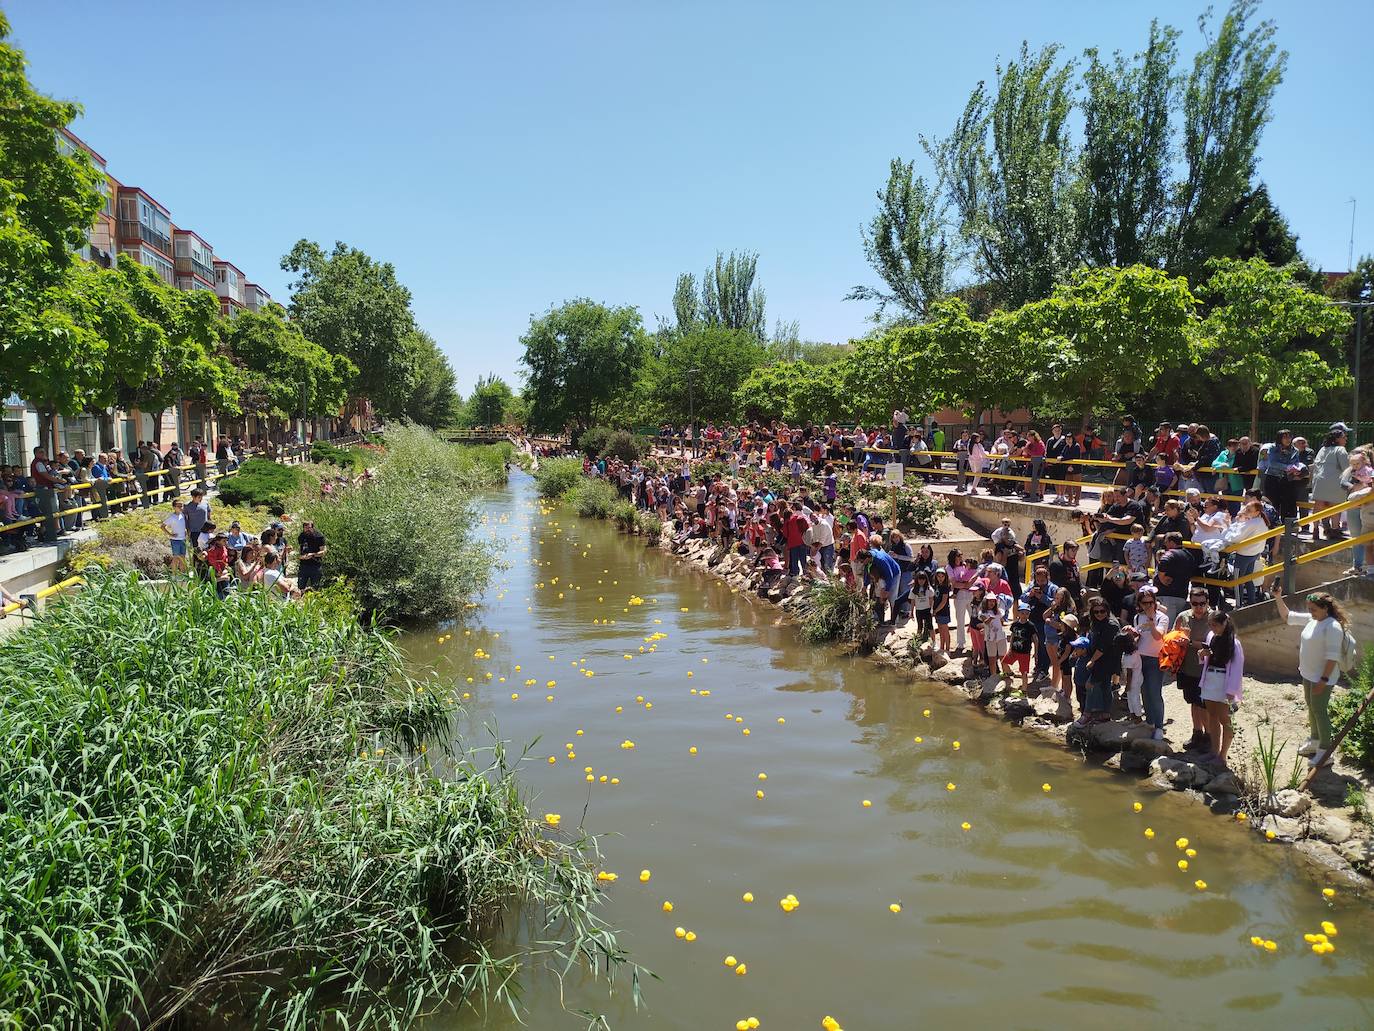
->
<box><xmin>1230</xmin><ymin>436</ymin><xmax>1260</xmax><ymax>492</ymax></box>
<box><xmin>297</xmin><ymin>520</ymin><xmax>328</xmax><ymax>592</ymax></box>
<box><xmin>1152</xmin><ymin>532</ymin><xmax>1195</xmax><ymax>625</ymax></box>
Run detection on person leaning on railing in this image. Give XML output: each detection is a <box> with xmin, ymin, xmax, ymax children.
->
<box><xmin>1338</xmin><ymin>449</ymin><xmax>1374</xmax><ymax>577</ymax></box>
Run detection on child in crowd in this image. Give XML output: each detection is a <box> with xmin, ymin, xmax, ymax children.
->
<box><xmin>1123</xmin><ymin>523</ymin><xmax>1149</xmax><ymax>576</ymax></box>
<box><xmin>910</xmin><ymin>570</ymin><xmax>935</xmax><ymax>642</ymax></box>
<box><xmin>977</xmin><ymin>595</ymin><xmax>1006</xmax><ymax>676</ymax></box>
<box><xmin>1005</xmin><ymin>602</ymin><xmax>1035</xmax><ymax>693</ymax></box>
<box><xmin>932</xmin><ymin>567</ymin><xmax>952</xmax><ymax>653</ymax></box>
<box><xmin>1116</xmin><ymin>626</ymin><xmax>1143</xmax><ymax>721</ymax></box>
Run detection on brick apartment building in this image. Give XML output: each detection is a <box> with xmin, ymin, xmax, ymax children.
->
<box><xmin>1</xmin><ymin>127</ymin><xmax>295</xmax><ymax>464</ymax></box>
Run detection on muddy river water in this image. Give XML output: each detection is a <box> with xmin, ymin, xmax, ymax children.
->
<box><xmin>406</xmin><ymin>474</ymin><xmax>1374</xmax><ymax>1030</ymax></box>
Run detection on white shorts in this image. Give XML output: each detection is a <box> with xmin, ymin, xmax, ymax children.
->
<box><xmin>1199</xmin><ymin>666</ymin><xmax>1230</xmax><ymax>704</ymax></box>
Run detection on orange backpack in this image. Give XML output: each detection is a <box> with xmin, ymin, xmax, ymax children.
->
<box><xmin>1158</xmin><ymin>629</ymin><xmax>1191</xmax><ymax>674</ymax></box>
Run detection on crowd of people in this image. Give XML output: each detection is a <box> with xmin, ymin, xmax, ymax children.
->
<box><xmin>156</xmin><ymin>491</ymin><xmax>326</xmax><ymax>602</ymax></box>
<box><xmin>6</xmin><ymin>437</ymin><xmax>251</xmax><ymax>548</ymax></box>
<box><xmin>586</xmin><ymin>411</ymin><xmax>1366</xmax><ymax>773</ymax></box>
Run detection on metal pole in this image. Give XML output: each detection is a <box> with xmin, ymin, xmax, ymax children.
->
<box><xmin>1354</xmin><ymin>306</ymin><xmax>1365</xmax><ymax>439</ymax></box>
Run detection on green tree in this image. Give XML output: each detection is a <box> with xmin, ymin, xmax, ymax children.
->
<box><xmin>1168</xmin><ymin>0</ymin><xmax>1287</xmax><ymax>280</ymax></box>
<box><xmin>0</xmin><ymin>13</ymin><xmax>107</xmax><ymax>435</ymax></box>
<box><xmin>18</xmin><ymin>259</ymin><xmax>167</xmax><ymax>443</ymax></box>
<box><xmin>465</xmin><ymin>373</ymin><xmax>514</xmax><ymax>427</ymax></box>
<box><xmin>672</xmin><ymin>272</ymin><xmax>699</xmax><ymax>331</ymax></box>
<box><xmin>848</xmin><ymin>158</ymin><xmax>952</xmax><ymax>320</ymax></box>
<box><xmin>919</xmin><ymin>298</ymin><xmax>1031</xmax><ymax>429</ymax></box>
<box><xmin>931</xmin><ymin>42</ymin><xmax>1080</xmax><ymax>309</ymax></box>
<box><xmin>1198</xmin><ymin>257</ymin><xmax>1352</xmax><ymax>436</ymax></box>
<box><xmin>733</xmin><ymin>361</ymin><xmax>841</xmax><ymax>424</ymax></box>
<box><xmin>519</xmin><ymin>299</ymin><xmax>647</xmax><ymax>434</ymax></box>
<box><xmin>1013</xmin><ymin>264</ymin><xmax>1198</xmax><ymax>429</ymax></box>
<box><xmin>699</xmin><ymin>251</ymin><xmax>766</xmax><ymax>340</ymax></box>
<box><xmin>396</xmin><ymin>330</ymin><xmax>460</xmax><ymax>428</ymax></box>
<box><xmin>108</xmin><ymin>260</ymin><xmax>240</xmax><ymax>443</ymax></box>
<box><xmin>1078</xmin><ymin>21</ymin><xmax>1178</xmax><ymax>268</ymax></box>
<box><xmin>224</xmin><ymin>304</ymin><xmax>356</xmax><ymax>432</ymax></box>
<box><xmin>834</xmin><ymin>327</ymin><xmax>946</xmax><ymax>426</ymax></box>
<box><xmin>280</xmin><ymin>239</ymin><xmax>416</xmax><ymax>417</ymax></box>
<box><xmin>641</xmin><ymin>326</ymin><xmax>767</xmax><ymax>425</ymax></box>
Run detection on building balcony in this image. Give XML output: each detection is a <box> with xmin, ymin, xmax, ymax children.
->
<box><xmin>119</xmin><ymin>220</ymin><xmax>171</xmax><ymax>256</ymax></box>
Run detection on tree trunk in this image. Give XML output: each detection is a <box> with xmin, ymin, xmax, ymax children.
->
<box><xmin>1249</xmin><ymin>385</ymin><xmax>1260</xmax><ymax>440</ymax></box>
<box><xmin>153</xmin><ymin>409</ymin><xmax>165</xmax><ymax>450</ymax></box>
<box><xmin>38</xmin><ymin>407</ymin><xmax>56</xmax><ymax>454</ymax></box>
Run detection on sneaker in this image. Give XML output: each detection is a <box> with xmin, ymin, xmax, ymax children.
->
<box><xmin>1297</xmin><ymin>739</ymin><xmax>1319</xmax><ymax>757</ymax></box>
<box><xmin>1152</xmin><ymin>728</ymin><xmax>1166</xmax><ymax>741</ymax></box>
<box><xmin>1307</xmin><ymin>748</ymin><xmax>1330</xmax><ymax>769</ymax></box>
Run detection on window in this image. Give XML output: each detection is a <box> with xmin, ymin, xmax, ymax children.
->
<box><xmin>176</xmin><ymin>237</ymin><xmax>190</xmax><ymax>258</ymax></box>
<box><xmin>1</xmin><ymin>419</ymin><xmax>22</xmax><ymax>465</ymax></box>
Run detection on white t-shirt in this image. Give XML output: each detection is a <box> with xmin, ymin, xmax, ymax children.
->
<box><xmin>162</xmin><ymin>512</ymin><xmax>186</xmax><ymax>541</ymax></box>
<box><xmin>1135</xmin><ymin>609</ymin><xmax>1168</xmax><ymax>658</ymax></box>
<box><xmin>1289</xmin><ymin>613</ymin><xmax>1344</xmax><ymax>685</ymax></box>
<box><xmin>809</xmin><ymin>517</ymin><xmax>835</xmax><ymax>548</ymax></box>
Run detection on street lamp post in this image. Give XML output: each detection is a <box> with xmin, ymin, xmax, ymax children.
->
<box><xmin>686</xmin><ymin>366</ymin><xmax>700</xmax><ymax>458</ymax></box>
<box><xmin>1335</xmin><ymin>300</ymin><xmax>1373</xmax><ymax>438</ymax></box>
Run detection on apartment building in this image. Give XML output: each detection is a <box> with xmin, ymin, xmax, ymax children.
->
<box><xmin>3</xmin><ymin>127</ymin><xmax>297</xmax><ymax>464</ymax></box>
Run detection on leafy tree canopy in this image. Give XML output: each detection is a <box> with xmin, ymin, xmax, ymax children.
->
<box><xmin>519</xmin><ymin>299</ymin><xmax>647</xmax><ymax>433</ymax></box>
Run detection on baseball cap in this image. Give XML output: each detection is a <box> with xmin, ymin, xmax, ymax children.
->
<box><xmin>1330</xmin><ymin>422</ymin><xmax>1353</xmax><ymax>434</ymax></box>
<box><xmin>1070</xmin><ymin>635</ymin><xmax>1092</xmax><ymax>649</ymax></box>
<box><xmin>1016</xmin><ymin>601</ymin><xmax>1031</xmax><ymax>611</ymax></box>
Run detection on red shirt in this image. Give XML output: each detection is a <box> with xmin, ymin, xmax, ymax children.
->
<box><xmin>850</xmin><ymin>527</ymin><xmax>869</xmax><ymax>561</ymax></box>
<box><xmin>784</xmin><ymin>512</ymin><xmax>810</xmax><ymax>549</ymax></box>
<box><xmin>1154</xmin><ymin>432</ymin><xmax>1181</xmax><ymax>458</ymax></box>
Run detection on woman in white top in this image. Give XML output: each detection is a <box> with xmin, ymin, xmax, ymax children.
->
<box><xmin>967</xmin><ymin>434</ymin><xmax>988</xmax><ymax>496</ymax></box>
<box><xmin>1272</xmin><ymin>587</ymin><xmax>1349</xmax><ymax>768</ymax></box>
<box><xmin>1222</xmin><ymin>499</ymin><xmax>1269</xmax><ymax>608</ymax></box>
<box><xmin>1133</xmin><ymin>586</ymin><xmax>1170</xmax><ymax>738</ymax></box>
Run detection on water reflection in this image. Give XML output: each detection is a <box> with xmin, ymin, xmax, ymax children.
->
<box><xmin>410</xmin><ymin>474</ymin><xmax>1373</xmax><ymax>1030</ymax></box>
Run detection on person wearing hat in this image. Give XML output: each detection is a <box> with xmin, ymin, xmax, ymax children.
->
<box><xmin>1310</xmin><ymin>424</ymin><xmax>1351</xmax><ymax>541</ymax></box>
<box><xmin>1005</xmin><ymin>601</ymin><xmax>1036</xmax><ymax>692</ymax></box>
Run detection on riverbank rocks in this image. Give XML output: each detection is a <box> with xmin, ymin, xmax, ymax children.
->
<box><xmin>1201</xmin><ymin>770</ymin><xmax>1242</xmax><ymax>797</ymax></box>
<box><xmin>1311</xmin><ymin>811</ymin><xmax>1356</xmax><ymax>845</ymax></box>
<box><xmin>1265</xmin><ymin>789</ymin><xmax>1312</xmax><ymax>818</ymax></box>
<box><xmin>1150</xmin><ymin>756</ymin><xmax>1212</xmax><ymax>790</ymax></box>
<box><xmin>1068</xmin><ymin>719</ymin><xmax>1158</xmax><ymax>754</ymax></box>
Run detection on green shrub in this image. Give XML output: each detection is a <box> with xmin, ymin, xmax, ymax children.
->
<box><xmin>0</xmin><ymin>573</ymin><xmax>626</xmax><ymax>1030</ymax></box>
<box><xmin>636</xmin><ymin>511</ymin><xmax>663</xmax><ymax>539</ymax></box>
<box><xmin>534</xmin><ymin>456</ymin><xmax>584</xmax><ymax>499</ymax></box>
<box><xmin>578</xmin><ymin>425</ymin><xmax>612</xmax><ymax>459</ymax></box>
<box><xmin>610</xmin><ymin>500</ymin><xmax>638</xmax><ymax>530</ymax></box>
<box><xmin>303</xmin><ymin>425</ymin><xmax>499</xmax><ymax>622</ymax></box>
<box><xmin>311</xmin><ymin>440</ymin><xmax>367</xmax><ymax>472</ymax></box>
<box><xmin>1331</xmin><ymin>651</ymin><xmax>1374</xmax><ymax>769</ymax></box>
<box><xmin>216</xmin><ymin>458</ymin><xmax>306</xmax><ymax>514</ymax></box>
<box><xmin>566</xmin><ymin>477</ymin><xmax>619</xmax><ymax>519</ymax></box>
<box><xmin>603</xmin><ymin>429</ymin><xmax>644</xmax><ymax>464</ymax></box>
<box><xmin>800</xmin><ymin>581</ymin><xmax>874</xmax><ymax>645</ymax></box>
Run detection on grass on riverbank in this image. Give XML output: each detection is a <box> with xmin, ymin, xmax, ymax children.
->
<box><xmin>0</xmin><ymin>573</ymin><xmax>629</xmax><ymax>1031</ymax></box>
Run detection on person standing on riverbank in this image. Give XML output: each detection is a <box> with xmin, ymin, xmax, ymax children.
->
<box><xmin>1273</xmin><ymin>587</ymin><xmax>1351</xmax><ymax>770</ymax></box>
<box><xmin>297</xmin><ymin>520</ymin><xmax>328</xmax><ymax>592</ymax></box>
<box><xmin>161</xmin><ymin>499</ymin><xmax>188</xmax><ymax>572</ymax></box>
<box><xmin>1196</xmin><ymin>609</ymin><xmax>1244</xmax><ymax>766</ymax></box>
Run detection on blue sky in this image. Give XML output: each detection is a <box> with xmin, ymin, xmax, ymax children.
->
<box><xmin>8</xmin><ymin>0</ymin><xmax>1370</xmax><ymax>395</ymax></box>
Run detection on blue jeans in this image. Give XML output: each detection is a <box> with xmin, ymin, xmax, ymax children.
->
<box><xmin>819</xmin><ymin>543</ymin><xmax>835</xmax><ymax>572</ymax></box>
<box><xmin>1232</xmin><ymin>553</ymin><xmax>1259</xmax><ymax>607</ymax></box>
<box><xmin>1140</xmin><ymin>655</ymin><xmax>1164</xmax><ymax>730</ymax></box>
<box><xmin>1349</xmin><ymin>504</ymin><xmax>1365</xmax><ymax>571</ymax></box>
<box><xmin>787</xmin><ymin>544</ymin><xmax>806</xmax><ymax>576</ymax></box>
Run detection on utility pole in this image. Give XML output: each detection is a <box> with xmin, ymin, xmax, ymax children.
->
<box><xmin>1349</xmin><ymin>197</ymin><xmax>1358</xmax><ymax>276</ymax></box>
<box><xmin>685</xmin><ymin>367</ymin><xmax>700</xmax><ymax>459</ymax></box>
